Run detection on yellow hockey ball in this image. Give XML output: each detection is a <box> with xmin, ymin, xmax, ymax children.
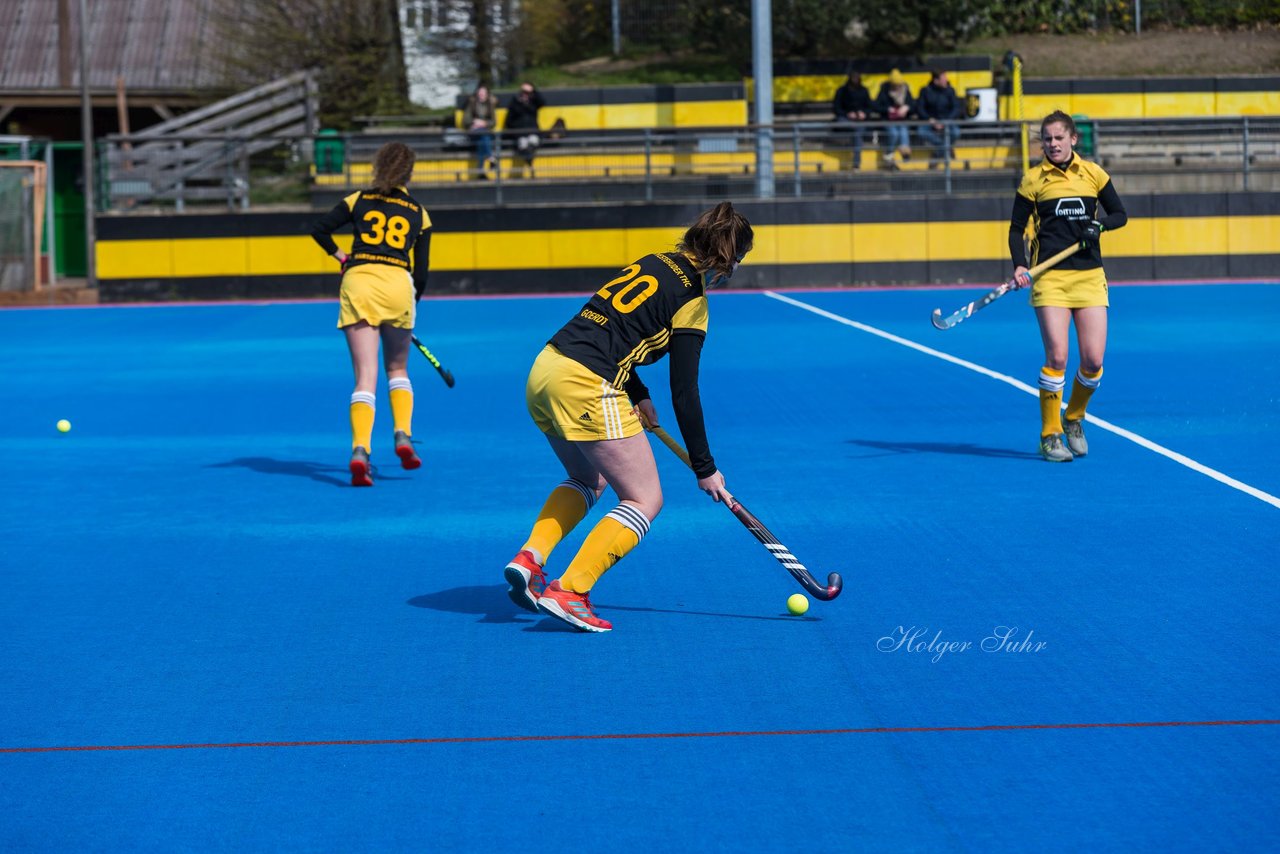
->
<box><xmin>787</xmin><ymin>593</ymin><xmax>809</xmax><ymax>616</ymax></box>
<box><xmin>56</xmin><ymin>419</ymin><xmax>71</xmax><ymax>433</ymax></box>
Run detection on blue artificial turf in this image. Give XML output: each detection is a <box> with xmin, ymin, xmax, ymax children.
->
<box><xmin>1</xmin><ymin>284</ymin><xmax>1277</xmax><ymax>850</ymax></box>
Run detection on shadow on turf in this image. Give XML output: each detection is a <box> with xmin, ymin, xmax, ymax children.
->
<box><xmin>847</xmin><ymin>438</ymin><xmax>1040</xmax><ymax>460</ymax></box>
<box><xmin>207</xmin><ymin>457</ymin><xmax>409</xmax><ymax>487</ymax></box>
<box><xmin>408</xmin><ymin>585</ymin><xmax>819</xmax><ymax>627</ymax></box>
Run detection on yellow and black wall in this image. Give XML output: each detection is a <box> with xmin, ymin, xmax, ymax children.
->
<box><xmin>96</xmin><ymin>192</ymin><xmax>1279</xmax><ymax>301</ymax></box>
<box><xmin>764</xmin><ymin>58</ymin><xmax>1280</xmax><ymax>119</ymax></box>
<box><xmin>455</xmin><ymin>83</ymin><xmax>748</xmax><ymax>131</ymax></box>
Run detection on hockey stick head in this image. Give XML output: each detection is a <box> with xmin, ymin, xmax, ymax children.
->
<box><xmin>818</xmin><ymin>572</ymin><xmax>844</xmax><ymax>601</ymax></box>
<box><xmin>930</xmin><ymin>308</ymin><xmax>954</xmax><ymax>330</ymax></box>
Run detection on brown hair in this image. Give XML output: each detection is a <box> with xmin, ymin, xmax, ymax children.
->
<box><xmin>1041</xmin><ymin>110</ymin><xmax>1077</xmax><ymax>137</ymax></box>
<box><xmin>677</xmin><ymin>202</ymin><xmax>754</xmax><ymax>279</ymax></box>
<box><xmin>371</xmin><ymin>142</ymin><xmax>415</xmax><ymax>194</ymax></box>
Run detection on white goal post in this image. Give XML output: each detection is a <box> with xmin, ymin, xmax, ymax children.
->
<box><xmin>0</xmin><ymin>161</ymin><xmax>48</xmax><ymax>292</ymax></box>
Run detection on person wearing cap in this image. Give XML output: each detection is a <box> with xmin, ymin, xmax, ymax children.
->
<box><xmin>875</xmin><ymin>69</ymin><xmax>915</xmax><ymax>169</ymax></box>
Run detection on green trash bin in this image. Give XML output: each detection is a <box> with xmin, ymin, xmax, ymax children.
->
<box><xmin>315</xmin><ymin>129</ymin><xmax>345</xmax><ymax>175</ymax></box>
<box><xmin>1072</xmin><ymin>114</ymin><xmax>1095</xmax><ymax>157</ymax></box>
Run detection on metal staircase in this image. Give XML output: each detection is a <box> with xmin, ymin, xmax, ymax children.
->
<box><xmin>103</xmin><ymin>70</ymin><xmax>318</xmax><ymax>210</ymax></box>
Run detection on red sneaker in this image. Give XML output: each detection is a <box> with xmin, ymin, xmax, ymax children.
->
<box><xmin>504</xmin><ymin>550</ymin><xmax>547</xmax><ymax>613</ymax></box>
<box><xmin>394</xmin><ymin>430</ymin><xmax>421</xmax><ymax>470</ymax></box>
<box><xmin>537</xmin><ymin>580</ymin><xmax>612</xmax><ymax>632</ymax></box>
<box><xmin>349</xmin><ymin>446</ymin><xmax>373</xmax><ymax>487</ymax></box>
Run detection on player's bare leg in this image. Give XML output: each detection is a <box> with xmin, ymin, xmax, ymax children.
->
<box><xmin>1034</xmin><ymin>306</ymin><xmax>1074</xmax><ymax>462</ymax></box>
<box><xmin>1063</xmin><ymin>306</ymin><xmax>1108</xmax><ymax>456</ymax></box>
<box><xmin>344</xmin><ymin>321</ymin><xmax>382</xmax><ymax>484</ymax></box>
<box><xmin>537</xmin><ymin>433</ymin><xmax>663</xmax><ymax>632</ymax></box>
<box><xmin>504</xmin><ymin>436</ymin><xmax>606</xmax><ymax>612</ymax></box>
<box><xmin>380</xmin><ymin>325</ymin><xmax>420</xmax><ymax>469</ymax></box>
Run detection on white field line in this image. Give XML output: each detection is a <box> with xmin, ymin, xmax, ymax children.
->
<box><xmin>764</xmin><ymin>290</ymin><xmax>1280</xmax><ymax>511</ymax></box>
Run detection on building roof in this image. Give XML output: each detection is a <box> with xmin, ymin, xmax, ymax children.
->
<box><xmin>0</xmin><ymin>0</ymin><xmax>225</xmax><ymax>94</ymax></box>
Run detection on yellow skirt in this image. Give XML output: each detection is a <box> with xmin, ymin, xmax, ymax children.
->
<box><xmin>526</xmin><ymin>345</ymin><xmax>643</xmax><ymax>441</ymax></box>
<box><xmin>337</xmin><ymin>264</ymin><xmax>415</xmax><ymax>329</ymax></box>
<box><xmin>1030</xmin><ymin>267</ymin><xmax>1110</xmax><ymax>308</ymax></box>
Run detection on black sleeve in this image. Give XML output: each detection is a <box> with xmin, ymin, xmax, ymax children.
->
<box><xmin>916</xmin><ymin>89</ymin><xmax>933</xmax><ymax>120</ymax></box>
<box><xmin>412</xmin><ymin>228</ymin><xmax>431</xmax><ymax>299</ymax></box>
<box><xmin>1096</xmin><ymin>180</ymin><xmax>1128</xmax><ymax>232</ymax></box>
<box><xmin>623</xmin><ymin>372</ymin><xmax>650</xmax><ymax>405</ymax></box>
<box><xmin>310</xmin><ymin>200</ymin><xmax>352</xmax><ymax>256</ymax></box>
<box><xmin>668</xmin><ymin>331</ymin><xmax>716</xmax><ymax>479</ymax></box>
<box><xmin>1008</xmin><ymin>193</ymin><xmax>1035</xmax><ymax>268</ymax></box>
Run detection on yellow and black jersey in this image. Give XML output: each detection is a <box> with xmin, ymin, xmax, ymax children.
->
<box><xmin>1009</xmin><ymin>153</ymin><xmax>1127</xmax><ymax>271</ymax></box>
<box><xmin>550</xmin><ymin>252</ymin><xmax>708</xmax><ymax>390</ymax></box>
<box><xmin>311</xmin><ymin>186</ymin><xmax>433</xmax><ymax>295</ymax></box>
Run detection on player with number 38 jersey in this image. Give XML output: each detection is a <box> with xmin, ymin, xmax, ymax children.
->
<box><xmin>505</xmin><ymin>202</ymin><xmax>754</xmax><ymax>633</ymax></box>
<box><xmin>310</xmin><ymin>142</ymin><xmax>433</xmax><ymax>486</ymax></box>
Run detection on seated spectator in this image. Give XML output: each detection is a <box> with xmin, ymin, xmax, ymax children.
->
<box><xmin>504</xmin><ymin>82</ymin><xmax>546</xmax><ymax>176</ymax></box>
<box><xmin>916</xmin><ymin>69</ymin><xmax>965</xmax><ymax>167</ymax></box>
<box><xmin>875</xmin><ymin>69</ymin><xmax>915</xmax><ymax>169</ymax></box>
<box><xmin>832</xmin><ymin>72</ymin><xmax>874</xmax><ymax>171</ymax></box>
<box><xmin>463</xmin><ymin>84</ymin><xmax>499</xmax><ymax>179</ymax></box>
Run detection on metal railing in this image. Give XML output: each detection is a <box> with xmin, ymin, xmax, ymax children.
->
<box><xmin>99</xmin><ymin>116</ymin><xmax>1280</xmax><ymax>211</ymax></box>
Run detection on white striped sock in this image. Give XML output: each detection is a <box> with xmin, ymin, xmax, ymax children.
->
<box><xmin>1075</xmin><ymin>369</ymin><xmax>1103</xmax><ymax>389</ymax></box>
<box><xmin>388</xmin><ymin>377</ymin><xmax>413</xmax><ymax>393</ymax></box>
<box><xmin>559</xmin><ymin>478</ymin><xmax>597</xmax><ymax>511</ymax></box>
<box><xmin>351</xmin><ymin>391</ymin><xmax>376</xmax><ymax>407</ymax></box>
<box><xmin>1038</xmin><ymin>370</ymin><xmax>1065</xmax><ymax>393</ymax></box>
<box><xmin>607</xmin><ymin>503</ymin><xmax>651</xmax><ymax>540</ymax></box>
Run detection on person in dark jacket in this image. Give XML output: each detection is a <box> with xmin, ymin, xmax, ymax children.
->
<box><xmin>504</xmin><ymin>82</ymin><xmax>546</xmax><ymax>175</ymax></box>
<box><xmin>916</xmin><ymin>69</ymin><xmax>965</xmax><ymax>166</ymax></box>
<box><xmin>832</xmin><ymin>72</ymin><xmax>874</xmax><ymax>170</ymax></box>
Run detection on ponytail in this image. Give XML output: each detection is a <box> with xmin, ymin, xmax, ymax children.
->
<box><xmin>677</xmin><ymin>202</ymin><xmax>754</xmax><ymax>279</ymax></box>
<box><xmin>371</xmin><ymin>142</ymin><xmax>415</xmax><ymax>194</ymax></box>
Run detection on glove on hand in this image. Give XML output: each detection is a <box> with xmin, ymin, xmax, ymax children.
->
<box><xmin>1078</xmin><ymin>220</ymin><xmax>1103</xmax><ymax>248</ymax></box>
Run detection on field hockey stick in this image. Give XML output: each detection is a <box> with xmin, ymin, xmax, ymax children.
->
<box><xmin>411</xmin><ymin>335</ymin><xmax>455</xmax><ymax>387</ymax></box>
<box><xmin>930</xmin><ymin>241</ymin><xmax>1082</xmax><ymax>330</ymax></box>
<box><xmin>647</xmin><ymin>426</ymin><xmax>842</xmax><ymax>601</ymax></box>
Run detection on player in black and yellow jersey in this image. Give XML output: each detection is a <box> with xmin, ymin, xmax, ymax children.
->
<box><xmin>310</xmin><ymin>142</ymin><xmax>432</xmax><ymax>486</ymax></box>
<box><xmin>504</xmin><ymin>202</ymin><xmax>754</xmax><ymax>632</ymax></box>
<box><xmin>1009</xmin><ymin>111</ymin><xmax>1128</xmax><ymax>462</ymax></box>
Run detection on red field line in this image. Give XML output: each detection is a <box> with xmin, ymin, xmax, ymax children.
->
<box><xmin>3</xmin><ymin>719</ymin><xmax>1277</xmax><ymax>754</ymax></box>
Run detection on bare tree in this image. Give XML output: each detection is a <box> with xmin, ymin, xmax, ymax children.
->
<box><xmin>212</xmin><ymin>0</ymin><xmax>410</xmax><ymax>127</ymax></box>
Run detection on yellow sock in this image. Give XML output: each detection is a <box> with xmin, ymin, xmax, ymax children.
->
<box><xmin>388</xmin><ymin>377</ymin><xmax>413</xmax><ymax>435</ymax></box>
<box><xmin>1064</xmin><ymin>367</ymin><xmax>1103</xmax><ymax>422</ymax></box>
<box><xmin>523</xmin><ymin>480</ymin><xmax>595</xmax><ymax>561</ymax></box>
<box><xmin>560</xmin><ymin>504</ymin><xmax>650</xmax><ymax>593</ymax></box>
<box><xmin>1038</xmin><ymin>366</ymin><xmax>1065</xmax><ymax>437</ymax></box>
<box><xmin>350</xmin><ymin>392</ymin><xmax>375</xmax><ymax>450</ymax></box>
